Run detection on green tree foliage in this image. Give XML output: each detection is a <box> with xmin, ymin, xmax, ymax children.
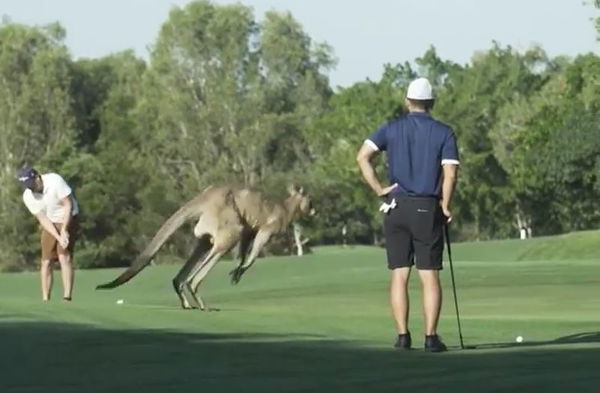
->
<box><xmin>494</xmin><ymin>54</ymin><xmax>600</xmax><ymax>234</ymax></box>
<box><xmin>434</xmin><ymin>44</ymin><xmax>552</xmax><ymax>239</ymax></box>
<box><xmin>304</xmin><ymin>63</ymin><xmax>415</xmax><ymax>244</ymax></box>
<box><xmin>132</xmin><ymin>1</ymin><xmax>333</xmax><ymax>259</ymax></box>
<box><xmin>0</xmin><ymin>2</ymin><xmax>598</xmax><ymax>271</ymax></box>
<box><xmin>138</xmin><ymin>2</ymin><xmax>332</xmax><ymax>194</ymax></box>
<box><xmin>69</xmin><ymin>52</ymin><xmax>151</xmax><ymax>268</ymax></box>
<box><xmin>595</xmin><ymin>0</ymin><xmax>600</xmax><ymax>36</ymax></box>
<box><xmin>0</xmin><ymin>22</ymin><xmax>78</xmax><ymax>270</ymax></box>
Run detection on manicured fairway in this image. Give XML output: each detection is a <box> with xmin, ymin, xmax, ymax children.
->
<box><xmin>1</xmin><ymin>231</ymin><xmax>599</xmax><ymax>392</ymax></box>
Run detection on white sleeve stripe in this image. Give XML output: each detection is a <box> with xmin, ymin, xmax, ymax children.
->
<box><xmin>364</xmin><ymin>139</ymin><xmax>380</xmax><ymax>151</ymax></box>
<box><xmin>441</xmin><ymin>159</ymin><xmax>460</xmax><ymax>166</ymax></box>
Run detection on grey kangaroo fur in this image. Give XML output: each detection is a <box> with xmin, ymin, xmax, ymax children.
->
<box><xmin>96</xmin><ymin>184</ymin><xmax>314</xmax><ymax>310</ymax></box>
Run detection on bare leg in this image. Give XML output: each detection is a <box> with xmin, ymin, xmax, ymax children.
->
<box><xmin>40</xmin><ymin>259</ymin><xmax>53</xmax><ymax>301</ymax></box>
<box><xmin>390</xmin><ymin>267</ymin><xmax>411</xmax><ymax>334</ymax></box>
<box><xmin>57</xmin><ymin>252</ymin><xmax>74</xmax><ymax>300</ymax></box>
<box><xmin>418</xmin><ymin>269</ymin><xmax>442</xmax><ymax>335</ymax></box>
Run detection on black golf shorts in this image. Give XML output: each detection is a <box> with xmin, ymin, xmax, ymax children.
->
<box><xmin>383</xmin><ymin>196</ymin><xmax>444</xmax><ymax>270</ymax></box>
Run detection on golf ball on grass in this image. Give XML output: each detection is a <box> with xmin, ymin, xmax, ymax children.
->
<box><xmin>116</xmin><ymin>299</ymin><xmax>124</xmax><ymax>305</ymax></box>
<box><xmin>515</xmin><ymin>336</ymin><xmax>523</xmax><ymax>343</ymax></box>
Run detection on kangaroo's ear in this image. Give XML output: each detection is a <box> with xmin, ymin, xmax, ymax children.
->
<box><xmin>287</xmin><ymin>184</ymin><xmax>297</xmax><ymax>195</ymax></box>
<box><xmin>297</xmin><ymin>186</ymin><xmax>304</xmax><ymax>195</ymax></box>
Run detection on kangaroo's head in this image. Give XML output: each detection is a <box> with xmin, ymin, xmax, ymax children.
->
<box><xmin>287</xmin><ymin>185</ymin><xmax>316</xmax><ymax>217</ymax></box>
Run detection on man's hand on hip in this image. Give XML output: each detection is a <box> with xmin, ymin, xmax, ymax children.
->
<box><xmin>377</xmin><ymin>183</ymin><xmax>398</xmax><ymax>198</ymax></box>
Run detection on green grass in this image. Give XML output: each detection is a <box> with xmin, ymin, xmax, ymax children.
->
<box><xmin>1</xmin><ymin>231</ymin><xmax>600</xmax><ymax>392</ymax></box>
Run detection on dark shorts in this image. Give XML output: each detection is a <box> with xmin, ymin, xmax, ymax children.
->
<box><xmin>383</xmin><ymin>196</ymin><xmax>444</xmax><ymax>270</ymax></box>
<box><xmin>40</xmin><ymin>217</ymin><xmax>79</xmax><ymax>262</ymax></box>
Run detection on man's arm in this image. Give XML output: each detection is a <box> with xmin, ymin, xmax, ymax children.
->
<box><xmin>35</xmin><ymin>211</ymin><xmax>67</xmax><ymax>247</ymax></box>
<box><xmin>441</xmin><ymin>164</ymin><xmax>458</xmax><ymax>222</ymax></box>
<box><xmin>356</xmin><ymin>143</ymin><xmax>397</xmax><ymax>197</ymax></box>
<box><xmin>54</xmin><ymin>174</ymin><xmax>73</xmax><ymax>242</ymax></box>
<box><xmin>60</xmin><ymin>195</ymin><xmax>73</xmax><ymax>234</ymax></box>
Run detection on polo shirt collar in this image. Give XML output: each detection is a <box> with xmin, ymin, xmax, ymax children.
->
<box><xmin>407</xmin><ymin>111</ymin><xmax>431</xmax><ymax>117</ymax></box>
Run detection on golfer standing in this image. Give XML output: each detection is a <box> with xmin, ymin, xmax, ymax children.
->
<box><xmin>356</xmin><ymin>78</ymin><xmax>459</xmax><ymax>352</ymax></box>
<box><xmin>17</xmin><ymin>167</ymin><xmax>79</xmax><ymax>302</ymax></box>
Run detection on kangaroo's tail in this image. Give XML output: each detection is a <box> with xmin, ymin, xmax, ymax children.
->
<box><xmin>96</xmin><ymin>197</ymin><xmax>203</xmax><ymax>290</ymax></box>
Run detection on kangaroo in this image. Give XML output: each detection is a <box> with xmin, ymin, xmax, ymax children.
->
<box><xmin>96</xmin><ymin>184</ymin><xmax>315</xmax><ymax>310</ymax></box>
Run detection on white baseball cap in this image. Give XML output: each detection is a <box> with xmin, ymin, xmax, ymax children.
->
<box><xmin>406</xmin><ymin>77</ymin><xmax>434</xmax><ymax>100</ymax></box>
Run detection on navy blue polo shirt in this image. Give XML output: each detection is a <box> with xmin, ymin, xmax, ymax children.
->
<box><xmin>366</xmin><ymin>112</ymin><xmax>459</xmax><ymax>198</ymax></box>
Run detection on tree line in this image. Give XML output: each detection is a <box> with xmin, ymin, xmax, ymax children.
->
<box><xmin>0</xmin><ymin>1</ymin><xmax>598</xmax><ymax>271</ymax></box>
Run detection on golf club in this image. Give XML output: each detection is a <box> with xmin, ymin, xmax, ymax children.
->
<box><xmin>444</xmin><ymin>223</ymin><xmax>467</xmax><ymax>350</ymax></box>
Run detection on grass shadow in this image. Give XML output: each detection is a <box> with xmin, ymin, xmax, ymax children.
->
<box><xmin>471</xmin><ymin>331</ymin><xmax>600</xmax><ymax>350</ymax></box>
<box><xmin>1</xmin><ymin>321</ymin><xmax>599</xmax><ymax>393</ymax></box>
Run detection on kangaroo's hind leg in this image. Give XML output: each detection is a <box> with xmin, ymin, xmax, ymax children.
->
<box><xmin>187</xmin><ymin>218</ymin><xmax>243</xmax><ymax>310</ymax></box>
<box><xmin>182</xmin><ymin>245</ymin><xmax>229</xmax><ymax>311</ymax></box>
<box><xmin>228</xmin><ymin>229</ymin><xmax>255</xmax><ymax>284</ymax></box>
<box><xmin>230</xmin><ymin>229</ymin><xmax>272</xmax><ymax>284</ymax></box>
<box><xmin>172</xmin><ymin>235</ymin><xmax>212</xmax><ymax>309</ymax></box>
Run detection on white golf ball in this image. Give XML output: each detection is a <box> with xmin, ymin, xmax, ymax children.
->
<box><xmin>516</xmin><ymin>336</ymin><xmax>523</xmax><ymax>343</ymax></box>
<box><xmin>116</xmin><ymin>299</ymin><xmax>124</xmax><ymax>305</ymax></box>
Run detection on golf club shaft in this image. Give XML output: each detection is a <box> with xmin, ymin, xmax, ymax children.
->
<box><xmin>445</xmin><ymin>224</ymin><xmax>465</xmax><ymax>349</ymax></box>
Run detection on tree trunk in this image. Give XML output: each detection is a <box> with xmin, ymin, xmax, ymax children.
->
<box><xmin>516</xmin><ymin>212</ymin><xmax>527</xmax><ymax>240</ymax></box>
<box><xmin>293</xmin><ymin>223</ymin><xmax>303</xmax><ymax>256</ymax></box>
<box><xmin>515</xmin><ymin>206</ymin><xmax>533</xmax><ymax>239</ymax></box>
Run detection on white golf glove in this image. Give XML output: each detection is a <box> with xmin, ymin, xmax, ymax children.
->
<box><xmin>379</xmin><ymin>198</ymin><xmax>397</xmax><ymax>214</ymax></box>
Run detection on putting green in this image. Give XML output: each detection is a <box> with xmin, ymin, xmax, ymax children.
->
<box><xmin>1</xmin><ymin>231</ymin><xmax>599</xmax><ymax>392</ymax></box>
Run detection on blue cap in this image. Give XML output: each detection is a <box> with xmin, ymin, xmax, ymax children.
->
<box><xmin>17</xmin><ymin>167</ymin><xmax>39</xmax><ymax>190</ymax></box>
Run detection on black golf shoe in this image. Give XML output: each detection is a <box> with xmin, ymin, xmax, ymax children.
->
<box><xmin>393</xmin><ymin>331</ymin><xmax>412</xmax><ymax>350</ymax></box>
<box><xmin>424</xmin><ymin>334</ymin><xmax>447</xmax><ymax>352</ymax></box>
